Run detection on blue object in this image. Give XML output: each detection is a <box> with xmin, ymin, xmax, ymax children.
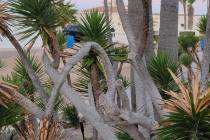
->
<box><xmin>200</xmin><ymin>38</ymin><xmax>207</xmax><ymax>50</ymax></box>
<box><xmin>67</xmin><ymin>35</ymin><xmax>75</xmax><ymax>48</ymax></box>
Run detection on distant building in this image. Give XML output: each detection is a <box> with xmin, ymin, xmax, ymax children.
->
<box><xmin>78</xmin><ymin>5</ymin><xmax>203</xmax><ymax>44</ymax></box>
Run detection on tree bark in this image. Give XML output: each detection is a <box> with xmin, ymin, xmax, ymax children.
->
<box><xmin>47</xmin><ymin>32</ymin><xmax>61</xmax><ymax>69</ymax></box>
<box><xmin>187</xmin><ymin>4</ymin><xmax>194</xmax><ymax>30</ymax></box>
<box><xmin>90</xmin><ymin>63</ymin><xmax>103</xmax><ymax>140</ymax></box>
<box><xmin>201</xmin><ymin>3</ymin><xmax>210</xmax><ymax>90</ymax></box>
<box><xmin>116</xmin><ymin>0</ymin><xmax>164</xmax><ymax>139</ymax></box>
<box><xmin>144</xmin><ymin>0</ymin><xmax>155</xmax><ymax>62</ymax></box>
<box><xmin>159</xmin><ymin>0</ymin><xmax>179</xmax><ymax>61</ymax></box>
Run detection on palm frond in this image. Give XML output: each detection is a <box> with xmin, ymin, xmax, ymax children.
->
<box><xmin>197</xmin><ymin>15</ymin><xmax>207</xmax><ymax>34</ymax></box>
<box><xmin>62</xmin><ymin>105</ymin><xmax>80</xmax><ymax>128</ymax></box>
<box><xmin>79</xmin><ymin>10</ymin><xmax>112</xmax><ymax>47</ymax></box>
<box><xmin>9</xmin><ymin>0</ymin><xmax>60</xmax><ymax>44</ymax></box>
<box><xmin>0</xmin><ymin>103</ymin><xmax>23</xmax><ymax>127</ymax></box>
<box><xmin>54</xmin><ymin>2</ymin><xmax>77</xmax><ymax>27</ymax></box>
<box><xmin>148</xmin><ymin>52</ymin><xmax>180</xmax><ymax>99</ymax></box>
<box><xmin>2</xmin><ymin>53</ymin><xmax>48</xmax><ymax>96</ymax></box>
<box><xmin>0</xmin><ymin>2</ymin><xmax>11</xmax><ymax>38</ymax></box>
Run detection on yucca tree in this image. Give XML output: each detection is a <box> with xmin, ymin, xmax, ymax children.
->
<box><xmin>79</xmin><ymin>10</ymin><xmax>112</xmax><ymax>47</ymax></box>
<box><xmin>178</xmin><ymin>34</ymin><xmax>200</xmax><ymax>66</ymax></box>
<box><xmin>156</xmin><ymin>70</ymin><xmax>210</xmax><ymax>139</ymax></box>
<box><xmin>78</xmin><ymin>10</ymin><xmax>128</xmax><ymax>97</ymax></box>
<box><xmin>9</xmin><ymin>0</ymin><xmax>76</xmax><ymax>68</ymax></box>
<box><xmin>78</xmin><ymin>10</ymin><xmax>128</xmax><ymax>140</ymax></box>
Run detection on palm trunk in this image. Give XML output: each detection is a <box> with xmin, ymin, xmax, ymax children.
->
<box><xmin>187</xmin><ymin>4</ymin><xmax>194</xmax><ymax>30</ymax></box>
<box><xmin>104</xmin><ymin>0</ymin><xmax>112</xmax><ymax>43</ymax></box>
<box><xmin>183</xmin><ymin>2</ymin><xmax>187</xmax><ymax>30</ymax></box>
<box><xmin>47</xmin><ymin>32</ymin><xmax>61</xmax><ymax>69</ymax></box>
<box><xmin>144</xmin><ymin>0</ymin><xmax>155</xmax><ymax>62</ymax></box>
<box><xmin>159</xmin><ymin>0</ymin><xmax>179</xmax><ymax>61</ymax></box>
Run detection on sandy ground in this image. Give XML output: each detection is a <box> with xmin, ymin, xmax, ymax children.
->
<box><xmin>0</xmin><ymin>48</ymin><xmax>43</xmax><ymax>76</ymax></box>
<box><xmin>0</xmin><ymin>48</ymin><xmax>131</xmax><ymax>79</ymax></box>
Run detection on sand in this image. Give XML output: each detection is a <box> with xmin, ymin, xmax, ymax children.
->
<box><xmin>0</xmin><ymin>48</ymin><xmax>130</xmax><ymax>79</ymax></box>
<box><xmin>0</xmin><ymin>48</ymin><xmax>43</xmax><ymax>76</ymax></box>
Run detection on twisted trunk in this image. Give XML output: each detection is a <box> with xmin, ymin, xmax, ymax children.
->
<box><xmin>117</xmin><ymin>0</ymin><xmax>163</xmax><ymax>139</ymax></box>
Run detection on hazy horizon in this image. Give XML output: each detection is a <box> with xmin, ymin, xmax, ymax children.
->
<box><xmin>71</xmin><ymin>0</ymin><xmax>207</xmax><ymax>15</ymax></box>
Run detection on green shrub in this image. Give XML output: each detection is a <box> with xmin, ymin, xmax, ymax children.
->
<box><xmin>197</xmin><ymin>16</ymin><xmax>207</xmax><ymax>34</ymax></box>
<box><xmin>148</xmin><ymin>52</ymin><xmax>179</xmax><ymax>99</ymax></box>
<box><xmin>179</xmin><ymin>53</ymin><xmax>193</xmax><ymax>67</ymax></box>
<box><xmin>178</xmin><ymin>34</ymin><xmax>199</xmax><ymax>52</ymax></box>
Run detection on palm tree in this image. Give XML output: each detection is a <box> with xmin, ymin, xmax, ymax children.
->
<box><xmin>187</xmin><ymin>0</ymin><xmax>195</xmax><ymax>30</ymax></box>
<box><xmin>159</xmin><ymin>0</ymin><xmax>179</xmax><ymax>61</ymax></box>
<box><xmin>180</xmin><ymin>0</ymin><xmax>187</xmax><ymax>30</ymax></box>
<box><xmin>79</xmin><ymin>10</ymin><xmax>128</xmax><ymax>140</ymax></box>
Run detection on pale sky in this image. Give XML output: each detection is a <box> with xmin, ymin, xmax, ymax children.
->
<box><xmin>71</xmin><ymin>0</ymin><xmax>208</xmax><ymax>15</ymax></box>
